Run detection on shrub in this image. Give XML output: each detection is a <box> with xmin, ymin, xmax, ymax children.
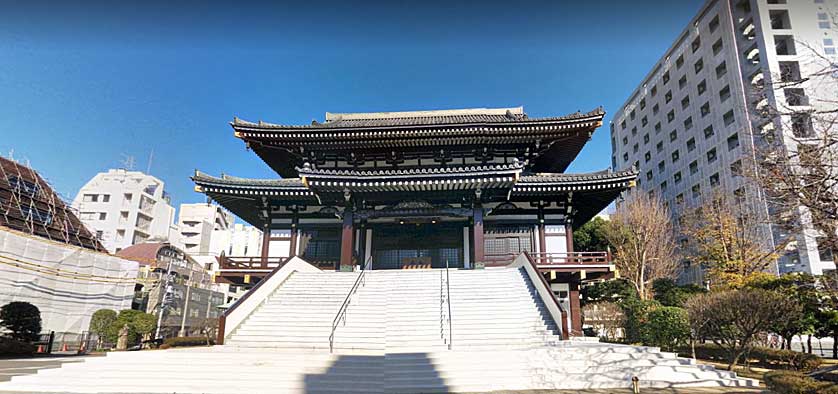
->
<box><xmin>764</xmin><ymin>370</ymin><xmax>838</xmax><ymax>394</ymax></box>
<box><xmin>678</xmin><ymin>343</ymin><xmax>822</xmax><ymax>372</ymax></box>
<box><xmin>0</xmin><ymin>302</ymin><xmax>42</xmax><ymax>342</ymax></box>
<box><xmin>641</xmin><ymin>306</ymin><xmax>689</xmax><ymax>351</ymax></box>
<box><xmin>621</xmin><ymin>298</ymin><xmax>660</xmax><ymax>343</ymax></box>
<box><xmin>0</xmin><ymin>336</ymin><xmax>36</xmax><ymax>356</ymax></box>
<box><xmin>162</xmin><ymin>336</ymin><xmax>215</xmax><ymax>348</ymax></box>
<box><xmin>107</xmin><ymin>310</ymin><xmax>157</xmax><ymax>345</ymax></box>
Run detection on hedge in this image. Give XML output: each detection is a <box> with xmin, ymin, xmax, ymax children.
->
<box><xmin>678</xmin><ymin>343</ymin><xmax>822</xmax><ymax>372</ymax></box>
<box><xmin>0</xmin><ymin>337</ymin><xmax>36</xmax><ymax>356</ymax></box>
<box><xmin>763</xmin><ymin>370</ymin><xmax>838</xmax><ymax>394</ymax></box>
<box><xmin>160</xmin><ymin>336</ymin><xmax>214</xmax><ymax>349</ymax></box>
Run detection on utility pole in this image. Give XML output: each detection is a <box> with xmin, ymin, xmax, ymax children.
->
<box><xmin>154</xmin><ymin>259</ymin><xmax>174</xmax><ymax>340</ymax></box>
<box><xmin>178</xmin><ymin>285</ymin><xmax>191</xmax><ymax>337</ymax></box>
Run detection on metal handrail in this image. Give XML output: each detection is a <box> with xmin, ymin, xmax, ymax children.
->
<box><xmin>329</xmin><ymin>256</ymin><xmax>372</xmax><ymax>353</ymax></box>
<box><xmin>445</xmin><ymin>259</ymin><xmax>452</xmax><ymax>350</ymax></box>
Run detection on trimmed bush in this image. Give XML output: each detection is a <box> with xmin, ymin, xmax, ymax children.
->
<box><xmin>678</xmin><ymin>343</ymin><xmax>822</xmax><ymax>372</ymax></box>
<box><xmin>764</xmin><ymin>370</ymin><xmax>838</xmax><ymax>394</ymax></box>
<box><xmin>641</xmin><ymin>306</ymin><xmax>689</xmax><ymax>351</ymax></box>
<box><xmin>0</xmin><ymin>302</ymin><xmax>42</xmax><ymax>342</ymax></box>
<box><xmin>162</xmin><ymin>336</ymin><xmax>214</xmax><ymax>348</ymax></box>
<box><xmin>0</xmin><ymin>337</ymin><xmax>36</xmax><ymax>356</ymax></box>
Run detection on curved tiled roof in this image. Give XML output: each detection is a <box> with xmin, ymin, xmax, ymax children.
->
<box><xmin>232</xmin><ymin>108</ymin><xmax>605</xmax><ymax>131</ymax></box>
<box><xmin>517</xmin><ymin>169</ymin><xmax>639</xmax><ymax>184</ymax></box>
<box><xmin>192</xmin><ymin>171</ymin><xmax>306</xmax><ymax>188</ymax></box>
<box><xmin>297</xmin><ymin>161</ymin><xmax>525</xmax><ymax>179</ymax></box>
<box><xmin>115</xmin><ymin>243</ymin><xmax>167</xmax><ymax>266</ymax></box>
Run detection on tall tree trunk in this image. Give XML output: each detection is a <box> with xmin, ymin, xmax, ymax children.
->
<box><xmin>807</xmin><ymin>335</ymin><xmax>812</xmax><ymax>354</ymax></box>
<box><xmin>833</xmin><ymin>332</ymin><xmax>837</xmax><ymax>359</ymax></box>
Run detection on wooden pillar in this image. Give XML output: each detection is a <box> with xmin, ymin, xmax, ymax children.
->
<box><xmin>357</xmin><ymin>221</ymin><xmax>367</xmax><ymax>266</ymax></box>
<box><xmin>565</xmin><ymin>220</ymin><xmax>574</xmax><ymax>254</ymax></box>
<box><xmin>472</xmin><ymin>205</ymin><xmax>484</xmax><ymax>264</ymax></box>
<box><xmin>537</xmin><ymin>205</ymin><xmax>547</xmax><ymax>255</ymax></box>
<box><xmin>569</xmin><ymin>280</ymin><xmax>582</xmax><ymax>336</ymax></box>
<box><xmin>289</xmin><ymin>218</ymin><xmax>298</xmax><ymax>257</ymax></box>
<box><xmin>260</xmin><ymin>223</ymin><xmax>271</xmax><ymax>268</ymax></box>
<box><xmin>339</xmin><ymin>209</ymin><xmax>354</xmax><ymax>270</ymax></box>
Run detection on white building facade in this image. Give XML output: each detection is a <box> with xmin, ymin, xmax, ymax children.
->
<box><xmin>177</xmin><ymin>203</ymin><xmax>234</xmax><ymax>266</ymax></box>
<box><xmin>72</xmin><ymin>169</ymin><xmax>178</xmax><ymax>254</ymax></box>
<box><xmin>612</xmin><ymin>0</ymin><xmax>838</xmax><ymax>276</ymax></box>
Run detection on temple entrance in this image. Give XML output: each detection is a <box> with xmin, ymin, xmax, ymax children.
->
<box><xmin>371</xmin><ymin>223</ymin><xmax>464</xmax><ymax>269</ymax></box>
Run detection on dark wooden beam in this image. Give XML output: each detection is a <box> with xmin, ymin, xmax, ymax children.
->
<box><xmin>569</xmin><ymin>280</ymin><xmax>582</xmax><ymax>336</ymax></box>
<box><xmin>565</xmin><ymin>221</ymin><xmax>574</xmax><ymax>254</ymax></box>
<box><xmin>289</xmin><ymin>216</ymin><xmax>299</xmax><ymax>257</ymax></box>
<box><xmin>339</xmin><ymin>209</ymin><xmax>354</xmax><ymax>269</ymax></box>
<box><xmin>472</xmin><ymin>205</ymin><xmax>484</xmax><ymax>264</ymax></box>
<box><xmin>260</xmin><ymin>223</ymin><xmax>270</xmax><ymax>268</ymax></box>
<box><xmin>537</xmin><ymin>204</ymin><xmax>546</xmax><ymax>254</ymax></box>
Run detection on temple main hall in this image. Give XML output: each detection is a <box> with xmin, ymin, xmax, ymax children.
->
<box><xmin>193</xmin><ymin>106</ymin><xmax>636</xmax><ymax>335</ymax></box>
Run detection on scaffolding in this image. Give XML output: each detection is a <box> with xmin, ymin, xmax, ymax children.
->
<box><xmin>0</xmin><ymin>156</ymin><xmax>104</xmax><ymax>252</ymax></box>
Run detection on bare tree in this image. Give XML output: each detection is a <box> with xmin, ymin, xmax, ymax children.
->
<box><xmin>681</xmin><ymin>192</ymin><xmax>787</xmax><ymax>288</ymax></box>
<box><xmin>606</xmin><ymin>194</ymin><xmax>678</xmax><ymax>300</ymax></box>
<box><xmin>746</xmin><ymin>25</ymin><xmax>838</xmax><ymax>261</ymax></box>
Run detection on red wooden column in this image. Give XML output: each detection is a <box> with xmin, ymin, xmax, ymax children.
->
<box><xmin>569</xmin><ymin>280</ymin><xmax>582</xmax><ymax>336</ymax></box>
<box><xmin>260</xmin><ymin>223</ymin><xmax>271</xmax><ymax>268</ymax></box>
<box><xmin>339</xmin><ymin>209</ymin><xmax>354</xmax><ymax>270</ymax></box>
<box><xmin>472</xmin><ymin>205</ymin><xmax>484</xmax><ymax>265</ymax></box>
<box><xmin>537</xmin><ymin>204</ymin><xmax>546</xmax><ymax>255</ymax></box>
<box><xmin>565</xmin><ymin>220</ymin><xmax>574</xmax><ymax>254</ymax></box>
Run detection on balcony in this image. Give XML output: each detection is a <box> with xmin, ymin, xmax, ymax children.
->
<box><xmin>483</xmin><ymin>251</ymin><xmax>613</xmax><ymax>273</ymax></box>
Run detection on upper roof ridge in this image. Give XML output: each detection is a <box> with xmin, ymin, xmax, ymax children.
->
<box><xmin>325</xmin><ymin>107</ymin><xmax>524</xmax><ymax>121</ymax></box>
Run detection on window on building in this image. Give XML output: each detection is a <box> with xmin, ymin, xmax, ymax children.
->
<box><xmin>82</xmin><ymin>194</ymin><xmax>98</xmax><ymax>202</ymax></box>
<box><xmin>676</xmin><ymin>193</ymin><xmax>685</xmax><ymax>205</ymax></box>
<box><xmin>701</xmin><ymin>102</ymin><xmax>711</xmax><ymax>117</ymax></box>
<box><xmin>670</xmin><ymin>129</ymin><xmax>678</xmax><ymax>141</ymax></box>
<box><xmin>784</xmin><ymin>88</ymin><xmax>809</xmax><ymax>106</ymax></box>
<box><xmin>630</xmin><ymin>110</ymin><xmax>636</xmax><ymax>120</ymax></box>
<box><xmin>679</xmin><ymin>75</ymin><xmax>688</xmax><ymax>89</ymax></box>
<box><xmin>633</xmin><ymin>143</ymin><xmax>639</xmax><ymax>153</ymax></box>
<box><xmin>687</xmin><ymin>137</ymin><xmax>696</xmax><ymax>152</ymax></box>
<box><xmin>96</xmin><ymin>230</ymin><xmax>104</xmax><ymax>240</ymax></box>
<box><xmin>694</xmin><ymin>58</ymin><xmax>704</xmax><ymax>74</ymax></box>
<box><xmin>819</xmin><ymin>21</ymin><xmax>831</xmax><ymax>29</ymax></box>
<box><xmin>654</xmin><ymin>122</ymin><xmax>662</xmax><ymax>133</ymax></box>
<box><xmin>723</xmin><ymin>110</ymin><xmax>735</xmax><ymax>126</ymax></box>
<box><xmin>621</xmin><ymin>120</ymin><xmax>627</xmax><ymax>130</ymax></box>
<box><xmin>775</xmin><ymin>35</ymin><xmax>796</xmax><ymax>55</ymax></box>
<box><xmin>704</xmin><ymin>125</ymin><xmax>715</xmax><ymax>139</ymax></box>
<box><xmin>124</xmin><ymin>193</ymin><xmax>133</xmax><ymax>202</ymax></box>
<box><xmin>665</xmin><ymin>90</ymin><xmax>673</xmax><ymax>103</ymax></box>
<box><xmin>660</xmin><ymin>181</ymin><xmax>668</xmax><ymax>192</ymax></box>
<box><xmin>697</xmin><ymin>79</ymin><xmax>707</xmax><ymax>95</ymax></box>
<box><xmin>707</xmin><ymin>148</ymin><xmax>718</xmax><ymax>163</ymax></box>
<box><xmin>681</xmin><ymin>96</ymin><xmax>691</xmax><ymax>109</ymax></box>
<box><xmin>623</xmin><ymin>153</ymin><xmax>629</xmax><ymax>162</ymax></box>
<box><xmin>716</xmin><ymin>62</ymin><xmax>727</xmax><ymax>78</ymax></box>
<box><xmin>674</xmin><ymin>171</ymin><xmax>682</xmax><ymax>184</ymax></box>
<box><xmin>657</xmin><ymin>141</ymin><xmax>664</xmax><ymax>153</ymax></box>
<box><xmin>658</xmin><ymin>161</ymin><xmax>666</xmax><ymax>173</ymax></box>
<box><xmin>791</xmin><ymin>113</ymin><xmax>814</xmax><ymax>138</ymax></box>
<box><xmin>692</xmin><ymin>36</ymin><xmax>701</xmax><ymax>53</ymax></box>
<box><xmin>676</xmin><ymin>55</ymin><xmax>685</xmax><ymax>69</ymax></box>
<box><xmin>769</xmin><ymin>10</ymin><xmax>791</xmax><ymax>29</ymax></box>
<box><xmin>710</xmin><ymin>173</ymin><xmax>720</xmax><ymax>187</ymax></box>
<box><xmin>623</xmin><ymin>136</ymin><xmax>628</xmax><ymax>145</ymax></box>
<box><xmin>692</xmin><ymin>184</ymin><xmax>701</xmax><ymax>198</ymax></box>
<box><xmin>102</xmin><ymin>194</ymin><xmax>110</xmax><ymax>203</ymax></box>
<box><xmin>646</xmin><ymin>170</ymin><xmax>653</xmax><ymax>181</ymax></box>
<box><xmin>731</xmin><ymin>160</ymin><xmax>742</xmax><ymax>176</ymax></box>
<box><xmin>640</xmin><ymin>98</ymin><xmax>646</xmax><ymax>110</ymax></box>
<box><xmin>690</xmin><ymin>160</ymin><xmax>699</xmax><ymax>175</ymax></box>
<box><xmin>663</xmin><ymin>71</ymin><xmax>670</xmax><ymax>84</ymax></box>
<box><xmin>644</xmin><ymin>133</ymin><xmax>650</xmax><ymax>144</ymax></box>
<box><xmin>651</xmin><ymin>85</ymin><xmax>658</xmax><ymax>96</ymax></box>
<box><xmin>712</xmin><ymin>38</ymin><xmax>724</xmax><ymax>55</ymax></box>
<box><xmin>645</xmin><ymin>151</ymin><xmax>652</xmax><ymax>162</ymax></box>
<box><xmin>99</xmin><ymin>212</ymin><xmax>107</xmax><ymax>220</ymax></box>
<box><xmin>709</xmin><ymin>15</ymin><xmax>720</xmax><ymax>32</ymax></box>
<box><xmin>632</xmin><ymin>127</ymin><xmax>638</xmax><ymax>136</ymax></box>
<box><xmin>727</xmin><ymin>133</ymin><xmax>740</xmax><ymax>150</ymax></box>
<box><xmin>641</xmin><ymin>116</ymin><xmax>648</xmax><ymax>127</ymax></box>
<box><xmin>684</xmin><ymin>116</ymin><xmax>693</xmax><ymax>130</ymax></box>
<box><xmin>767</xmin><ymin>0</ymin><xmax>787</xmax><ymax>3</ymax></box>
<box><xmin>667</xmin><ymin>110</ymin><xmax>675</xmax><ymax>123</ymax></box>
<box><xmin>779</xmin><ymin>61</ymin><xmax>802</xmax><ymax>83</ymax></box>
<box><xmin>719</xmin><ymin>85</ymin><xmax>731</xmax><ymax>102</ymax></box>
<box><xmin>7</xmin><ymin>176</ymin><xmax>39</xmax><ymax>196</ymax></box>
<box><xmin>672</xmin><ymin>150</ymin><xmax>680</xmax><ymax>162</ymax></box>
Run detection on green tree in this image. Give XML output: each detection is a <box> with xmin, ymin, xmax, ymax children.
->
<box><xmin>814</xmin><ymin>308</ymin><xmax>838</xmax><ymax>359</ymax></box>
<box><xmin>621</xmin><ymin>298</ymin><xmax>661</xmax><ymax>344</ymax></box>
<box><xmin>652</xmin><ymin>278</ymin><xmax>707</xmax><ymax>307</ymax></box>
<box><xmin>582</xmin><ymin>279</ymin><xmax>638</xmax><ymax>305</ymax></box>
<box><xmin>107</xmin><ymin>310</ymin><xmax>157</xmax><ymax>346</ymax></box>
<box><xmin>574</xmin><ymin>216</ymin><xmax>611</xmax><ymax>252</ymax></box>
<box><xmin>641</xmin><ymin>306</ymin><xmax>690</xmax><ymax>351</ymax></box>
<box><xmin>88</xmin><ymin>309</ymin><xmax>117</xmax><ymax>349</ymax></box>
<box><xmin>0</xmin><ymin>302</ymin><xmax>41</xmax><ymax>342</ymax></box>
<box><xmin>747</xmin><ymin>273</ymin><xmax>818</xmax><ymax>350</ymax></box>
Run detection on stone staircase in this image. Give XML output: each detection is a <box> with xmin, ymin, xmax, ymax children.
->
<box><xmin>0</xmin><ymin>266</ymin><xmax>758</xmax><ymax>393</ymax></box>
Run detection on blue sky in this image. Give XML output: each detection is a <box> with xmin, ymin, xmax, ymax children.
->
<box><xmin>0</xmin><ymin>0</ymin><xmax>702</xmax><ymax>213</ymax></box>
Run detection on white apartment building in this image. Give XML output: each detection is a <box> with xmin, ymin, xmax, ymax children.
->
<box><xmin>178</xmin><ymin>202</ymin><xmax>234</xmax><ymax>264</ymax></box>
<box><xmin>72</xmin><ymin>169</ymin><xmax>178</xmax><ymax>254</ymax></box>
<box><xmin>612</xmin><ymin>0</ymin><xmax>838</xmax><ymax>277</ymax></box>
